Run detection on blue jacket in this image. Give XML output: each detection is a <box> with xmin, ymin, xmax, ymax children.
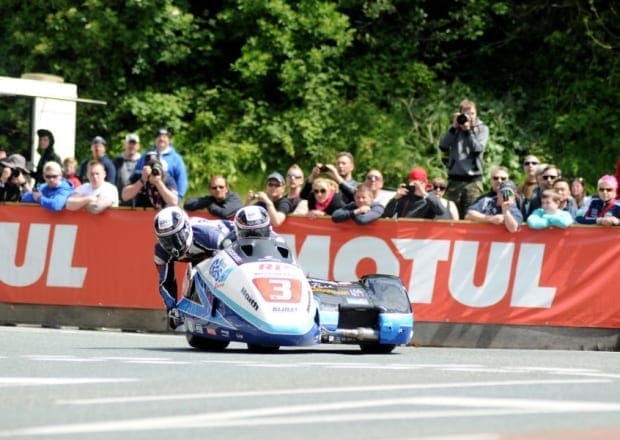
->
<box><xmin>21</xmin><ymin>178</ymin><xmax>73</xmax><ymax>212</ymax></box>
<box><xmin>134</xmin><ymin>146</ymin><xmax>188</xmax><ymax>198</ymax></box>
<box><xmin>576</xmin><ymin>196</ymin><xmax>620</xmax><ymax>224</ymax></box>
<box><xmin>526</xmin><ymin>208</ymin><xmax>573</xmax><ymax>229</ymax></box>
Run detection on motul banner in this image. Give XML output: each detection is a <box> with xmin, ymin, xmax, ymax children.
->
<box><xmin>1</xmin><ymin>204</ymin><xmax>618</xmax><ymax>328</ymax></box>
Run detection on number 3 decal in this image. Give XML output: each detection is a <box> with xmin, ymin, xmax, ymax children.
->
<box><xmin>253</xmin><ymin>278</ymin><xmax>302</xmax><ymax>303</ymax></box>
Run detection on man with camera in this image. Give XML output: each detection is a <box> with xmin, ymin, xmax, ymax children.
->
<box><xmin>465</xmin><ymin>179</ymin><xmax>523</xmax><ymax>232</ymax></box>
<box><xmin>439</xmin><ymin>99</ymin><xmax>489</xmax><ymax>219</ymax></box>
<box><xmin>121</xmin><ymin>151</ymin><xmax>178</xmax><ymax>209</ymax></box>
<box><xmin>382</xmin><ymin>166</ymin><xmax>450</xmax><ymax>219</ymax></box>
<box><xmin>0</xmin><ymin>153</ymin><xmax>33</xmax><ymax>202</ymax></box>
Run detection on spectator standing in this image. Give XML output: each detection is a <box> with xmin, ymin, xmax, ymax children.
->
<box><xmin>133</xmin><ymin>128</ymin><xmax>188</xmax><ymax>199</ymax></box>
<box><xmin>570</xmin><ymin>177</ymin><xmax>591</xmax><ymax>212</ymax></box>
<box><xmin>21</xmin><ymin>161</ymin><xmax>73</xmax><ymax>211</ymax></box>
<box><xmin>284</xmin><ymin>164</ymin><xmax>307</xmax><ymax>215</ymax></box>
<box><xmin>383</xmin><ymin>167</ymin><xmax>450</xmax><ymax>220</ymax></box>
<box><xmin>0</xmin><ymin>154</ymin><xmax>32</xmax><ymax>202</ymax></box>
<box><xmin>307</xmin><ymin>177</ymin><xmax>346</xmax><ymax>219</ymax></box>
<box><xmin>517</xmin><ymin>155</ymin><xmax>540</xmax><ymax>200</ymax></box>
<box><xmin>115</xmin><ymin>133</ymin><xmax>141</xmax><ymax>206</ymax></box>
<box><xmin>575</xmin><ymin>175</ymin><xmax>620</xmax><ymax>226</ymax></box>
<box><xmin>465</xmin><ymin>179</ymin><xmax>523</xmax><ymax>232</ymax></box>
<box><xmin>430</xmin><ymin>176</ymin><xmax>459</xmax><ymax>220</ymax></box>
<box><xmin>66</xmin><ymin>160</ymin><xmax>119</xmax><ymax>214</ymax></box>
<box><xmin>302</xmin><ymin>152</ymin><xmax>358</xmax><ymax>203</ymax></box>
<box><xmin>62</xmin><ymin>157</ymin><xmax>81</xmax><ymax>189</ymax></box>
<box><xmin>78</xmin><ymin>136</ymin><xmax>116</xmax><ymax>184</ymax></box>
<box><xmin>246</xmin><ymin>172</ymin><xmax>292</xmax><ymax>227</ymax></box>
<box><xmin>526</xmin><ymin>190</ymin><xmax>574</xmax><ymax>229</ymax></box>
<box><xmin>33</xmin><ymin>129</ymin><xmax>62</xmax><ymax>184</ymax></box>
<box><xmin>332</xmin><ymin>184</ymin><xmax>384</xmax><ymax>225</ymax></box>
<box><xmin>364</xmin><ymin>169</ymin><xmax>392</xmax><ymax>207</ymax></box>
<box><xmin>121</xmin><ymin>152</ymin><xmax>178</xmax><ymax>209</ymax></box>
<box><xmin>183</xmin><ymin>175</ymin><xmax>242</xmax><ymax>219</ymax></box>
<box><xmin>552</xmin><ymin>178</ymin><xmax>577</xmax><ymax>219</ymax></box>
<box><xmin>439</xmin><ymin>99</ymin><xmax>489</xmax><ymax>218</ymax></box>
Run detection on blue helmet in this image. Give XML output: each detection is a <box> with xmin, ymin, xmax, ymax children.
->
<box><xmin>154</xmin><ymin>207</ymin><xmax>193</xmax><ymax>257</ymax></box>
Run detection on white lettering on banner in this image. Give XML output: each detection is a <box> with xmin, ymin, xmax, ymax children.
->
<box><xmin>281</xmin><ymin>234</ymin><xmax>556</xmax><ymax>309</ymax></box>
<box><xmin>0</xmin><ymin>222</ymin><xmax>87</xmax><ymax>288</ymax></box>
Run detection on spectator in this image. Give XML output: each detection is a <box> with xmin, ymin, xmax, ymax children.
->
<box><xmin>517</xmin><ymin>155</ymin><xmax>540</xmax><ymax>200</ymax></box>
<box><xmin>78</xmin><ymin>136</ymin><xmax>116</xmax><ymax>185</ymax></box>
<box><xmin>183</xmin><ymin>175</ymin><xmax>242</xmax><ymax>219</ymax></box>
<box><xmin>302</xmin><ymin>152</ymin><xmax>358</xmax><ymax>203</ymax></box>
<box><xmin>115</xmin><ymin>133</ymin><xmax>141</xmax><ymax>206</ymax></box>
<box><xmin>66</xmin><ymin>160</ymin><xmax>119</xmax><ymax>214</ymax></box>
<box><xmin>307</xmin><ymin>177</ymin><xmax>346</xmax><ymax>219</ymax></box>
<box><xmin>383</xmin><ymin>167</ymin><xmax>450</xmax><ymax>220</ymax></box>
<box><xmin>133</xmin><ymin>128</ymin><xmax>188</xmax><ymax>199</ymax></box>
<box><xmin>121</xmin><ymin>151</ymin><xmax>178</xmax><ymax>209</ymax></box>
<box><xmin>523</xmin><ymin>164</ymin><xmax>561</xmax><ymax>219</ymax></box>
<box><xmin>21</xmin><ymin>161</ymin><xmax>73</xmax><ymax>211</ymax></box>
<box><xmin>246</xmin><ymin>172</ymin><xmax>292</xmax><ymax>227</ymax></box>
<box><xmin>364</xmin><ymin>169</ymin><xmax>393</xmax><ymax>207</ymax></box>
<box><xmin>526</xmin><ymin>189</ymin><xmax>573</xmax><ymax>229</ymax></box>
<box><xmin>0</xmin><ymin>154</ymin><xmax>33</xmax><ymax>202</ymax></box>
<box><xmin>465</xmin><ymin>179</ymin><xmax>523</xmax><ymax>232</ymax></box>
<box><xmin>616</xmin><ymin>158</ymin><xmax>620</xmax><ymax>200</ymax></box>
<box><xmin>332</xmin><ymin>184</ymin><xmax>384</xmax><ymax>225</ymax></box>
<box><xmin>570</xmin><ymin>177</ymin><xmax>591</xmax><ymax>212</ymax></box>
<box><xmin>439</xmin><ymin>99</ymin><xmax>489</xmax><ymax>218</ymax></box>
<box><xmin>552</xmin><ymin>178</ymin><xmax>577</xmax><ymax>219</ymax></box>
<box><xmin>62</xmin><ymin>157</ymin><xmax>81</xmax><ymax>189</ymax></box>
<box><xmin>33</xmin><ymin>129</ymin><xmax>62</xmax><ymax>184</ymax></box>
<box><xmin>575</xmin><ymin>175</ymin><xmax>620</xmax><ymax>226</ymax></box>
<box><xmin>430</xmin><ymin>176</ymin><xmax>459</xmax><ymax>220</ymax></box>
<box><xmin>285</xmin><ymin>164</ymin><xmax>308</xmax><ymax>215</ymax></box>
<box><xmin>0</xmin><ymin>146</ymin><xmax>7</xmax><ymax>161</ymax></box>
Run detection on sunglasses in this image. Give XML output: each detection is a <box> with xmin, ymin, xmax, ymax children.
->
<box><xmin>542</xmin><ymin>175</ymin><xmax>558</xmax><ymax>180</ymax></box>
<box><xmin>287</xmin><ymin>173</ymin><xmax>302</xmax><ymax>179</ymax></box>
<box><xmin>492</xmin><ymin>176</ymin><xmax>508</xmax><ymax>181</ymax></box>
<box><xmin>313</xmin><ymin>188</ymin><xmax>327</xmax><ymax>194</ymax></box>
<box><xmin>267</xmin><ymin>182</ymin><xmax>283</xmax><ymax>187</ymax></box>
<box><xmin>44</xmin><ymin>174</ymin><xmax>60</xmax><ymax>179</ymax></box>
<box><xmin>210</xmin><ymin>185</ymin><xmax>225</xmax><ymax>190</ymax></box>
<box><xmin>366</xmin><ymin>175</ymin><xmax>382</xmax><ymax>181</ymax></box>
<box><xmin>598</xmin><ymin>188</ymin><xmax>614</xmax><ymax>192</ymax></box>
<box><xmin>433</xmin><ymin>185</ymin><xmax>446</xmax><ymax>191</ymax></box>
<box><xmin>523</xmin><ymin>161</ymin><xmax>539</xmax><ymax>166</ymax></box>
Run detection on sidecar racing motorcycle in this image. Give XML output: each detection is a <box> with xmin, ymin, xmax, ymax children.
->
<box><xmin>176</xmin><ymin>235</ymin><xmax>414</xmax><ymax>353</ymax></box>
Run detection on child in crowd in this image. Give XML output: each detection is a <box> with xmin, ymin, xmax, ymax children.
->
<box><xmin>63</xmin><ymin>157</ymin><xmax>81</xmax><ymax>189</ymax></box>
<box><xmin>526</xmin><ymin>189</ymin><xmax>573</xmax><ymax>229</ymax></box>
<box><xmin>331</xmin><ymin>184</ymin><xmax>384</xmax><ymax>225</ymax></box>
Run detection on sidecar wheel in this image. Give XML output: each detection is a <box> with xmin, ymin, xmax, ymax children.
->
<box><xmin>247</xmin><ymin>344</ymin><xmax>280</xmax><ymax>353</ymax></box>
<box><xmin>186</xmin><ymin>334</ymin><xmax>230</xmax><ymax>351</ymax></box>
<box><xmin>359</xmin><ymin>343</ymin><xmax>396</xmax><ymax>354</ymax></box>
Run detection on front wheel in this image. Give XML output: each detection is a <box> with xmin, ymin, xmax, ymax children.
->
<box><xmin>359</xmin><ymin>343</ymin><xmax>396</xmax><ymax>354</ymax></box>
<box><xmin>247</xmin><ymin>344</ymin><xmax>280</xmax><ymax>353</ymax></box>
<box><xmin>186</xmin><ymin>334</ymin><xmax>230</xmax><ymax>351</ymax></box>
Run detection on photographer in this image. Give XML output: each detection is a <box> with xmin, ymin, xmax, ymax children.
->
<box><xmin>465</xmin><ymin>180</ymin><xmax>523</xmax><ymax>233</ymax></box>
<box><xmin>439</xmin><ymin>99</ymin><xmax>489</xmax><ymax>219</ymax></box>
<box><xmin>121</xmin><ymin>152</ymin><xmax>178</xmax><ymax>209</ymax></box>
<box><xmin>301</xmin><ymin>152</ymin><xmax>358</xmax><ymax>203</ymax></box>
<box><xmin>383</xmin><ymin>167</ymin><xmax>450</xmax><ymax>220</ymax></box>
<box><xmin>0</xmin><ymin>154</ymin><xmax>33</xmax><ymax>202</ymax></box>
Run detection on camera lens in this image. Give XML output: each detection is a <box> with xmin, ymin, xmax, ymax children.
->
<box><xmin>456</xmin><ymin>113</ymin><xmax>469</xmax><ymax>125</ymax></box>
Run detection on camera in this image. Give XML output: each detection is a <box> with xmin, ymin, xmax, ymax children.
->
<box><xmin>456</xmin><ymin>113</ymin><xmax>470</xmax><ymax>125</ymax></box>
<box><xmin>10</xmin><ymin>168</ymin><xmax>21</xmax><ymax>178</ymax></box>
<box><xmin>150</xmin><ymin>161</ymin><xmax>163</xmax><ymax>176</ymax></box>
<box><xmin>319</xmin><ymin>165</ymin><xmax>329</xmax><ymax>172</ymax></box>
<box><xmin>252</xmin><ymin>193</ymin><xmax>259</xmax><ymax>200</ymax></box>
<box><xmin>500</xmin><ymin>188</ymin><xmax>514</xmax><ymax>200</ymax></box>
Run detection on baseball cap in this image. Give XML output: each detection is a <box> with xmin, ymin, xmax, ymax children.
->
<box><xmin>266</xmin><ymin>172</ymin><xmax>285</xmax><ymax>184</ymax></box>
<box><xmin>499</xmin><ymin>180</ymin><xmax>517</xmax><ymax>193</ymax></box>
<box><xmin>156</xmin><ymin>128</ymin><xmax>170</xmax><ymax>137</ymax></box>
<box><xmin>125</xmin><ymin>133</ymin><xmax>140</xmax><ymax>143</ymax></box>
<box><xmin>91</xmin><ymin>136</ymin><xmax>107</xmax><ymax>145</ymax></box>
<box><xmin>408</xmin><ymin>166</ymin><xmax>428</xmax><ymax>183</ymax></box>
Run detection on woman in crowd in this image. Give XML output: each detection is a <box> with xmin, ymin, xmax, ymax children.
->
<box><xmin>306</xmin><ymin>177</ymin><xmax>345</xmax><ymax>219</ymax></box>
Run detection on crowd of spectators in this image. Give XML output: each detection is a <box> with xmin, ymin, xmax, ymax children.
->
<box><xmin>1</xmin><ymin>109</ymin><xmax>619</xmax><ymax>229</ymax></box>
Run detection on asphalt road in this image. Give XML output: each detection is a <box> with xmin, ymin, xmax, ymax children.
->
<box><xmin>1</xmin><ymin>325</ymin><xmax>619</xmax><ymax>440</ymax></box>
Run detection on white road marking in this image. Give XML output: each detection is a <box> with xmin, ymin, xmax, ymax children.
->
<box><xmin>57</xmin><ymin>378</ymin><xmax>607</xmax><ymax>405</ymax></box>
<box><xmin>0</xmin><ymin>377</ymin><xmax>137</xmax><ymax>387</ymax></box>
<box><xmin>3</xmin><ymin>395</ymin><xmax>620</xmax><ymax>436</ymax></box>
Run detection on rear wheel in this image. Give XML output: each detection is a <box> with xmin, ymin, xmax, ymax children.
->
<box><xmin>186</xmin><ymin>334</ymin><xmax>230</xmax><ymax>351</ymax></box>
<box><xmin>359</xmin><ymin>343</ymin><xmax>396</xmax><ymax>354</ymax></box>
<box><xmin>247</xmin><ymin>344</ymin><xmax>280</xmax><ymax>353</ymax></box>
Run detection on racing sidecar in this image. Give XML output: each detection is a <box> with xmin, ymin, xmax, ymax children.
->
<box><xmin>176</xmin><ymin>235</ymin><xmax>413</xmax><ymax>353</ymax></box>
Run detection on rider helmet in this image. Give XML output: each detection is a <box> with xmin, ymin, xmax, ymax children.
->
<box><xmin>153</xmin><ymin>206</ymin><xmax>193</xmax><ymax>257</ymax></box>
<box><xmin>234</xmin><ymin>205</ymin><xmax>271</xmax><ymax>239</ymax></box>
